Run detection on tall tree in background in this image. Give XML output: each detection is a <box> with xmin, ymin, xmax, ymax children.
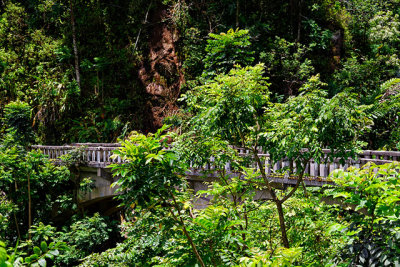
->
<box><xmin>69</xmin><ymin>0</ymin><xmax>81</xmax><ymax>88</ymax></box>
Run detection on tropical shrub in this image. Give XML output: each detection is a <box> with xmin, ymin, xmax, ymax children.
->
<box><xmin>326</xmin><ymin>162</ymin><xmax>400</xmax><ymax>266</ymax></box>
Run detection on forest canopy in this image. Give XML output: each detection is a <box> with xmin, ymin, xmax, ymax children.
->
<box><xmin>0</xmin><ymin>0</ymin><xmax>398</xmax><ymax>149</ymax></box>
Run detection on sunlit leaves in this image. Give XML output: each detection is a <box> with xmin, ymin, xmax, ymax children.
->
<box><xmin>325</xmin><ymin>162</ymin><xmax>400</xmax><ymax>265</ymax></box>
<box><xmin>204</xmin><ymin>29</ymin><xmax>255</xmax><ymax>78</ymax></box>
<box><xmin>328</xmin><ymin>162</ymin><xmax>400</xmax><ymax>218</ymax></box>
<box><xmin>262</xmin><ymin>74</ymin><xmax>371</xmax><ymax>171</ymax></box>
<box><xmin>238</xmin><ymin>247</ymin><xmax>302</xmax><ymax>267</ymax></box>
<box><xmin>110</xmin><ymin>125</ymin><xmax>186</xmax><ymax>208</ymax></box>
<box><xmin>183</xmin><ymin>64</ymin><xmax>270</xmax><ymax>146</ymax></box>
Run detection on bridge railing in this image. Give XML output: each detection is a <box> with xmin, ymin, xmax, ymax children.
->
<box><xmin>228</xmin><ymin>147</ymin><xmax>399</xmax><ymax>178</ymax></box>
<box><xmin>31</xmin><ymin>145</ymin><xmax>400</xmax><ymax>181</ymax></box>
<box><xmin>31</xmin><ymin>145</ymin><xmax>123</xmax><ymax>166</ymax></box>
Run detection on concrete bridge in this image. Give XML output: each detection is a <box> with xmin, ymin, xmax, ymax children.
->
<box><xmin>32</xmin><ymin>144</ymin><xmax>400</xmax><ymax>209</ymax></box>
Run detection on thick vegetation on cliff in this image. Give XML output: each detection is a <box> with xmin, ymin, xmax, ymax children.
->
<box><xmin>0</xmin><ymin>0</ymin><xmax>398</xmax><ymax>148</ymax></box>
<box><xmin>1</xmin><ymin>0</ymin><xmax>400</xmax><ymax>266</ymax></box>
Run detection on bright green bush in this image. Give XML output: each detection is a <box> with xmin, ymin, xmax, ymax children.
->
<box><xmin>326</xmin><ymin>162</ymin><xmax>400</xmax><ymax>265</ymax></box>
<box><xmin>203</xmin><ymin>28</ymin><xmax>255</xmax><ymax>78</ymax></box>
<box><xmin>55</xmin><ymin>213</ymin><xmax>116</xmax><ymax>266</ymax></box>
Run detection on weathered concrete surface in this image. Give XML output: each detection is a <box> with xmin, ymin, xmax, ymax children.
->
<box><xmin>189</xmin><ymin>181</ymin><xmax>274</xmax><ymax>209</ymax></box>
<box><xmin>79</xmin><ymin>167</ymin><xmax>275</xmax><ymax>210</ymax></box>
<box><xmin>78</xmin><ymin>168</ymin><xmax>370</xmax><ymax>215</ymax></box>
<box><xmin>78</xmin><ymin>167</ymin><xmax>119</xmax><ymax>203</ymax></box>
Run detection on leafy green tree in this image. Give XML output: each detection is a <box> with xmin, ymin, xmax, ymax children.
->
<box><xmin>110</xmin><ymin>125</ymin><xmax>206</xmax><ymax>267</ymax></box>
<box><xmin>0</xmin><ymin>192</ymin><xmax>16</xmax><ymax>241</ymax></box>
<box><xmin>203</xmin><ymin>28</ymin><xmax>254</xmax><ymax>78</ymax></box>
<box><xmin>368</xmin><ymin>11</ymin><xmax>400</xmax><ymax>54</ymax></box>
<box><xmin>2</xmin><ymin>101</ymin><xmax>34</xmax><ymax>146</ymax></box>
<box><xmin>261</xmin><ymin>37</ymin><xmax>314</xmax><ymax>96</ymax></box>
<box><xmin>80</xmin><ymin>208</ymin><xmax>186</xmax><ymax>266</ymax></box>
<box><xmin>367</xmin><ymin>78</ymin><xmax>400</xmax><ymax>149</ymax></box>
<box><xmin>182</xmin><ymin>65</ymin><xmax>370</xmax><ymax>248</ymax></box>
<box><xmin>183</xmin><ymin>64</ymin><xmax>269</xmax><ymax>145</ymax></box>
<box><xmin>260</xmin><ymin>75</ymin><xmax>370</xmax><ymax>246</ymax></box>
<box><xmin>0</xmin><ymin>141</ymin><xmax>71</xmax><ymax>242</ymax></box>
<box><xmin>0</xmin><ymin>239</ymin><xmax>67</xmax><ymax>267</ymax></box>
<box><xmin>331</xmin><ymin>54</ymin><xmax>400</xmax><ymax>104</ymax></box>
<box><xmin>54</xmin><ymin>213</ymin><xmax>116</xmax><ymax>266</ymax></box>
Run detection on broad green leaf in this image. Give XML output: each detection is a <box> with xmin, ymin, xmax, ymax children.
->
<box><xmin>33</xmin><ymin>246</ymin><xmax>41</xmax><ymax>256</ymax></box>
<box><xmin>40</xmin><ymin>241</ymin><xmax>48</xmax><ymax>253</ymax></box>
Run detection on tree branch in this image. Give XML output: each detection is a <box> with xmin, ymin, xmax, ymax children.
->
<box><xmin>280</xmin><ymin>158</ymin><xmax>310</xmax><ymax>203</ymax></box>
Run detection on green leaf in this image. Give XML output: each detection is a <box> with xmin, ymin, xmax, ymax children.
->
<box><xmin>40</xmin><ymin>241</ymin><xmax>48</xmax><ymax>252</ymax></box>
<box><xmin>47</xmin><ymin>250</ymin><xmax>59</xmax><ymax>256</ymax></box>
<box><xmin>327</xmin><ymin>223</ymin><xmax>346</xmax><ymax>234</ymax></box>
<box><xmin>332</xmin><ymin>192</ymin><xmax>350</xmax><ymax>199</ymax></box>
<box><xmin>45</xmin><ymin>253</ymin><xmax>54</xmax><ymax>260</ymax></box>
<box><xmin>355</xmin><ymin>200</ymin><xmax>367</xmax><ymax>211</ymax></box>
<box><xmin>33</xmin><ymin>246</ymin><xmax>41</xmax><ymax>256</ymax></box>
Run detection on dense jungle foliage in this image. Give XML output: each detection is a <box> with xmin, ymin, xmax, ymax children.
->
<box><xmin>1</xmin><ymin>0</ymin><xmax>400</xmax><ymax>266</ymax></box>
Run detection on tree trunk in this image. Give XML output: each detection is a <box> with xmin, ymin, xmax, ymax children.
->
<box><xmin>252</xmin><ymin>151</ymin><xmax>290</xmax><ymax>248</ymax></box>
<box><xmin>290</xmin><ymin>0</ymin><xmax>294</xmax><ymax>37</ymax></box>
<box><xmin>14</xmin><ymin>212</ymin><xmax>21</xmax><ymax>240</ymax></box>
<box><xmin>296</xmin><ymin>0</ymin><xmax>303</xmax><ymax>43</ymax></box>
<box><xmin>168</xmin><ymin>193</ymin><xmax>205</xmax><ymax>267</ymax></box>
<box><xmin>276</xmin><ymin>200</ymin><xmax>290</xmax><ymax>248</ymax></box>
<box><xmin>180</xmin><ymin>221</ymin><xmax>206</xmax><ymax>267</ymax></box>
<box><xmin>236</xmin><ymin>0</ymin><xmax>239</xmax><ymax>28</ymax></box>
<box><xmin>70</xmin><ymin>0</ymin><xmax>81</xmax><ymax>88</ymax></box>
<box><xmin>302</xmin><ymin>180</ymin><xmax>308</xmax><ymax>197</ymax></box>
<box><xmin>28</xmin><ymin>172</ymin><xmax>32</xmax><ymax>240</ymax></box>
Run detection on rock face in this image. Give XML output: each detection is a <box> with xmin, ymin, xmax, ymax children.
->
<box><xmin>139</xmin><ymin>7</ymin><xmax>184</xmax><ymax>130</ymax></box>
<box><xmin>331</xmin><ymin>29</ymin><xmax>344</xmax><ymax>71</ymax></box>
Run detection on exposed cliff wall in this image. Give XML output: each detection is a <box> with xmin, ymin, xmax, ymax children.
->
<box><xmin>139</xmin><ymin>7</ymin><xmax>184</xmax><ymax>130</ymax></box>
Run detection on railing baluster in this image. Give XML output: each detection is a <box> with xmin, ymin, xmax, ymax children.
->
<box><xmin>304</xmin><ymin>162</ymin><xmax>309</xmax><ymax>176</ymax></box>
<box><xmin>225</xmin><ymin>162</ymin><xmax>231</xmax><ymax>172</ymax></box>
<box><xmin>266</xmin><ymin>156</ymin><xmax>271</xmax><ymax>175</ymax></box>
<box><xmin>210</xmin><ymin>156</ymin><xmax>215</xmax><ymax>170</ymax></box>
<box><xmin>323</xmin><ymin>161</ymin><xmax>329</xmax><ymax>178</ymax></box>
<box><xmin>314</xmin><ymin>160</ymin><xmax>319</xmax><ymax>177</ymax></box>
